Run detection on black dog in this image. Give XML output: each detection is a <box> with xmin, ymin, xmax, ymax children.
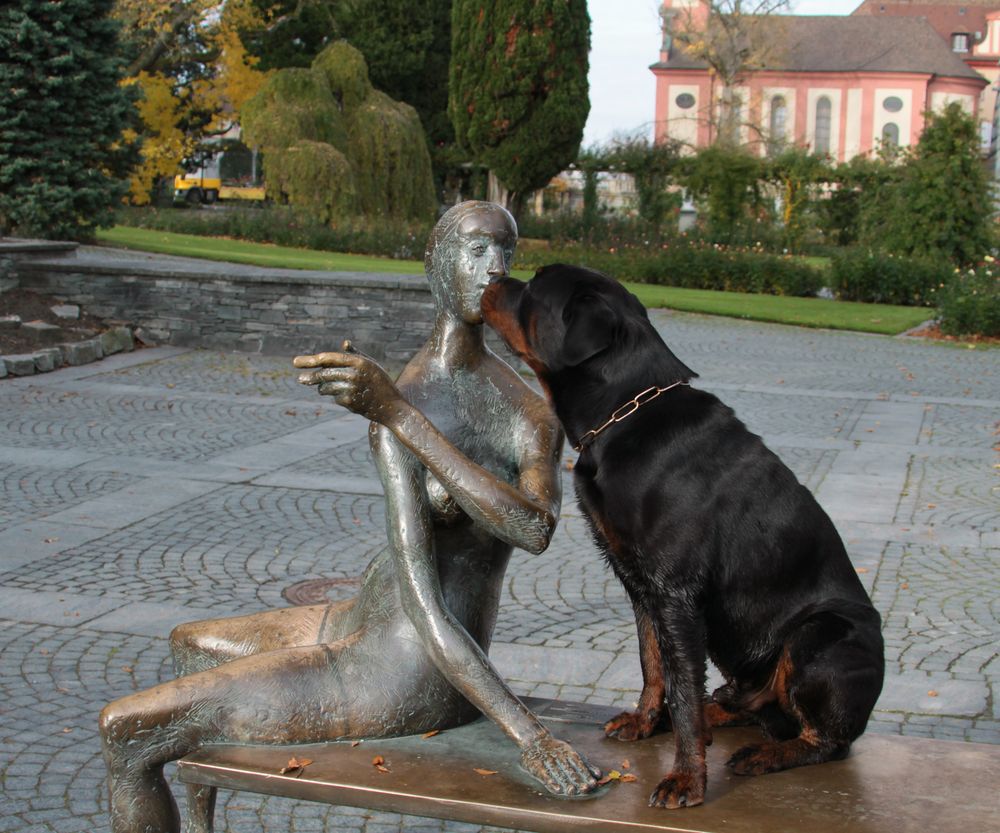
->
<box><xmin>482</xmin><ymin>264</ymin><xmax>884</xmax><ymax>809</ymax></box>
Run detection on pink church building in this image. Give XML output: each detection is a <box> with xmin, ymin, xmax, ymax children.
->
<box><xmin>651</xmin><ymin>0</ymin><xmax>997</xmax><ymax>160</ymax></box>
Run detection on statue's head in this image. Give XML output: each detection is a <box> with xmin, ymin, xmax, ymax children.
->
<box><xmin>424</xmin><ymin>201</ymin><xmax>518</xmax><ymax>324</ymax></box>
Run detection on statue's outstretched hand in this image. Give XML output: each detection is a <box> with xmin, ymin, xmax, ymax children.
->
<box><xmin>520</xmin><ymin>733</ymin><xmax>601</xmax><ymax>796</ymax></box>
<box><xmin>294</xmin><ymin>341</ymin><xmax>402</xmax><ymax>424</ymax></box>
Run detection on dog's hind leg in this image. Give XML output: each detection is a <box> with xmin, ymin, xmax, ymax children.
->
<box><xmin>604</xmin><ymin>608</ymin><xmax>670</xmax><ymax>741</ymax></box>
<box><xmin>727</xmin><ymin>609</ymin><xmax>883</xmax><ymax>777</ymax></box>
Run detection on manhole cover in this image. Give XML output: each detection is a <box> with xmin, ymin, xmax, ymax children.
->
<box><xmin>282</xmin><ymin>576</ymin><xmax>362</xmax><ymax>606</ymax></box>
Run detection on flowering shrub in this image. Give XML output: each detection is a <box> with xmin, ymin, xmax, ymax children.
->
<box><xmin>829</xmin><ymin>250</ymin><xmax>952</xmax><ymax>306</ymax></box>
<box><xmin>935</xmin><ymin>260</ymin><xmax>1000</xmax><ymax>337</ymax></box>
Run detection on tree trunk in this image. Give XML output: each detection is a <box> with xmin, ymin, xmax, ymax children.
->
<box><xmin>487</xmin><ymin>170</ymin><xmax>523</xmax><ymax>218</ymax></box>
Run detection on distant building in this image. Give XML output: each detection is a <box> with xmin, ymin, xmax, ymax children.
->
<box><xmin>532</xmin><ymin>170</ymin><xmax>639</xmax><ymax>216</ymax></box>
<box><xmin>853</xmin><ymin>0</ymin><xmax>1000</xmax><ymax>130</ymax></box>
<box><xmin>652</xmin><ymin>0</ymin><xmax>990</xmax><ymax>158</ymax></box>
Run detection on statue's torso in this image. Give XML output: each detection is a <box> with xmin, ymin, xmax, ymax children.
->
<box><xmin>339</xmin><ymin>352</ymin><xmax>541</xmax><ymax>650</ymax></box>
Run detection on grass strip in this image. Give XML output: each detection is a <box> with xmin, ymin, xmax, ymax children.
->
<box><xmin>97</xmin><ymin>226</ymin><xmax>428</xmax><ymax>275</ymax></box>
<box><xmin>96</xmin><ymin>226</ymin><xmax>930</xmax><ymax>335</ymax></box>
<box><xmin>624</xmin><ymin>283</ymin><xmax>930</xmax><ymax>335</ymax></box>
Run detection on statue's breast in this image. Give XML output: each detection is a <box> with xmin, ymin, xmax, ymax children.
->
<box><xmin>425</xmin><ymin>470</ymin><xmax>464</xmax><ymax>526</ymax></box>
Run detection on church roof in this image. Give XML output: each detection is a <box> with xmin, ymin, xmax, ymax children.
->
<box><xmin>652</xmin><ymin>14</ymin><xmax>985</xmax><ymax>81</ymax></box>
<box><xmin>853</xmin><ymin>1</ymin><xmax>1000</xmax><ymax>56</ymax></box>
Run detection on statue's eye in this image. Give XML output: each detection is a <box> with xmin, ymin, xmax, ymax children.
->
<box><xmin>471</xmin><ymin>244</ymin><xmax>486</xmax><ymax>256</ymax></box>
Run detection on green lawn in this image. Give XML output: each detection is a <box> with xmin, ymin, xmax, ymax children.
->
<box><xmin>97</xmin><ymin>226</ymin><xmax>430</xmax><ymax>275</ymax></box>
<box><xmin>97</xmin><ymin>226</ymin><xmax>931</xmax><ymax>335</ymax></box>
<box><xmin>624</xmin><ymin>284</ymin><xmax>929</xmax><ymax>335</ymax></box>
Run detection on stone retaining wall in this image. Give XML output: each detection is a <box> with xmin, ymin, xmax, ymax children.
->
<box><xmin>12</xmin><ymin>248</ymin><xmax>441</xmax><ymax>368</ymax></box>
<box><xmin>0</xmin><ymin>240</ymin><xmax>78</xmax><ymax>292</ymax></box>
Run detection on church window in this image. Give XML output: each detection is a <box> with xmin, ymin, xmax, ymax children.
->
<box><xmin>676</xmin><ymin>93</ymin><xmax>696</xmax><ymax>110</ymax></box>
<box><xmin>952</xmin><ymin>32</ymin><xmax>970</xmax><ymax>52</ymax></box>
<box><xmin>882</xmin><ymin>122</ymin><xmax>900</xmax><ymax>146</ymax></box>
<box><xmin>769</xmin><ymin>95</ymin><xmax>787</xmax><ymax>155</ymax></box>
<box><xmin>815</xmin><ymin>96</ymin><xmax>832</xmax><ymax>154</ymax></box>
<box><xmin>884</xmin><ymin>96</ymin><xmax>903</xmax><ymax>113</ymax></box>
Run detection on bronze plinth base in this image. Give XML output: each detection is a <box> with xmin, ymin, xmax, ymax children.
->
<box><xmin>177</xmin><ymin>698</ymin><xmax>999</xmax><ymax>833</ymax></box>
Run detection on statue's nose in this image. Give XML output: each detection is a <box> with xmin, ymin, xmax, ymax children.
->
<box><xmin>487</xmin><ymin>251</ymin><xmax>507</xmax><ymax>278</ymax></box>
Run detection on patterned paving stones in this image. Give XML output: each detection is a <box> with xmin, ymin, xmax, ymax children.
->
<box><xmin>1</xmin><ymin>316</ymin><xmax>998</xmax><ymax>833</ymax></box>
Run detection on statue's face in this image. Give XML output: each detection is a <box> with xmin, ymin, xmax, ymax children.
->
<box><xmin>445</xmin><ymin>209</ymin><xmax>516</xmax><ymax>324</ymax></box>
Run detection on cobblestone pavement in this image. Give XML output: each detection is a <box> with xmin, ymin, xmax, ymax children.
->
<box><xmin>1</xmin><ymin>311</ymin><xmax>998</xmax><ymax>832</ymax></box>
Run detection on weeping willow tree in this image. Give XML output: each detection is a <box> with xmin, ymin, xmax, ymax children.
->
<box><xmin>242</xmin><ymin>40</ymin><xmax>436</xmax><ymax>223</ymax></box>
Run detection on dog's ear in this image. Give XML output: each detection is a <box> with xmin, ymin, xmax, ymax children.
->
<box><xmin>562</xmin><ymin>292</ymin><xmax>617</xmax><ymax>366</ymax></box>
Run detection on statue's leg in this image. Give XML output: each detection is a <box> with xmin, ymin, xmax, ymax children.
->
<box><xmin>101</xmin><ymin>634</ymin><xmax>381</xmax><ymax>833</ymax></box>
<box><xmin>183</xmin><ymin>783</ymin><xmax>216</xmax><ymax>833</ymax></box>
<box><xmin>170</xmin><ymin>599</ymin><xmax>356</xmax><ymax>674</ymax></box>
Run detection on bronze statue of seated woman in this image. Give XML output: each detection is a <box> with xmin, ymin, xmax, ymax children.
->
<box><xmin>99</xmin><ymin>201</ymin><xmax>600</xmax><ymax>833</ymax></box>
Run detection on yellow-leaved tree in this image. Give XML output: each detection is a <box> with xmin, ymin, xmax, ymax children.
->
<box><xmin>113</xmin><ymin>0</ymin><xmax>271</xmax><ymax>203</ymax></box>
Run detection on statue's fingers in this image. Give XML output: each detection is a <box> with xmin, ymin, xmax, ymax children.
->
<box><xmin>571</xmin><ymin>753</ymin><xmax>600</xmax><ymax>788</ymax></box>
<box><xmin>312</xmin><ymin>367</ymin><xmax>356</xmax><ymax>384</ymax></box>
<box><xmin>293</xmin><ymin>351</ymin><xmax>365</xmax><ymax>369</ymax></box>
<box><xmin>541</xmin><ymin>757</ymin><xmax>567</xmax><ymax>794</ymax></box>
<box><xmin>555</xmin><ymin>757</ymin><xmax>583</xmax><ymax>794</ymax></box>
<box><xmin>317</xmin><ymin>381</ymin><xmax>352</xmax><ymax>398</ymax></box>
<box><xmin>297</xmin><ymin>366</ymin><xmax>355</xmax><ymax>386</ymax></box>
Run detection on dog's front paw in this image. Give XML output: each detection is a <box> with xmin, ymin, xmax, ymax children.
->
<box><xmin>727</xmin><ymin>743</ymin><xmax>774</xmax><ymax>776</ymax></box>
<box><xmin>648</xmin><ymin>769</ymin><xmax>706</xmax><ymax>809</ymax></box>
<box><xmin>603</xmin><ymin>708</ymin><xmax>661</xmax><ymax>741</ymax></box>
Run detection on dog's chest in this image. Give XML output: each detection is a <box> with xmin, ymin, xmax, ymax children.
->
<box><xmin>573</xmin><ymin>467</ymin><xmax>637</xmax><ymax>564</ymax></box>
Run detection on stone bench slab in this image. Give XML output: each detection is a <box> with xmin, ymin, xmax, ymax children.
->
<box><xmin>177</xmin><ymin>698</ymin><xmax>999</xmax><ymax>833</ymax></box>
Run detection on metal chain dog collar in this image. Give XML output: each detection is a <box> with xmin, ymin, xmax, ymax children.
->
<box><xmin>573</xmin><ymin>380</ymin><xmax>690</xmax><ymax>452</ymax></box>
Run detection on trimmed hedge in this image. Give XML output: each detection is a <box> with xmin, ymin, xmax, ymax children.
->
<box><xmin>116</xmin><ymin>206</ymin><xmax>431</xmax><ymax>260</ymax></box>
<box><xmin>829</xmin><ymin>250</ymin><xmax>952</xmax><ymax>306</ymax></box>
<box><xmin>936</xmin><ymin>265</ymin><xmax>1000</xmax><ymax>337</ymax></box>
<box><xmin>518</xmin><ymin>242</ymin><xmax>823</xmax><ymax>297</ymax></box>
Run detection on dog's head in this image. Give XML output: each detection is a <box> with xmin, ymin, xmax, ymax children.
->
<box><xmin>482</xmin><ymin>263</ymin><xmax>695</xmax><ymax>391</ymax></box>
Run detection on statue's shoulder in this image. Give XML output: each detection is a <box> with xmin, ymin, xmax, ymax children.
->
<box><xmin>481</xmin><ymin>351</ymin><xmax>560</xmax><ymax>434</ymax></box>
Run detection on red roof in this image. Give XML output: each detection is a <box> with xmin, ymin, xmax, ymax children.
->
<box><xmin>853</xmin><ymin>1</ymin><xmax>1000</xmax><ymax>51</ymax></box>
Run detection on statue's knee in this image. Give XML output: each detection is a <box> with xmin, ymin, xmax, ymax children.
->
<box><xmin>99</xmin><ymin>697</ymin><xmax>137</xmax><ymax>747</ymax></box>
<box><xmin>170</xmin><ymin>621</ymin><xmax>214</xmax><ymax>674</ymax></box>
<box><xmin>169</xmin><ymin>621</ymin><xmax>197</xmax><ymax>655</ymax></box>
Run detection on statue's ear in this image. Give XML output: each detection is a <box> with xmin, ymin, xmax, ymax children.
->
<box><xmin>562</xmin><ymin>293</ymin><xmax>617</xmax><ymax>366</ymax></box>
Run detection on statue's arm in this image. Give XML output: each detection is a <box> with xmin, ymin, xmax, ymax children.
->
<box><xmin>370</xmin><ymin>424</ymin><xmax>551</xmax><ymax>746</ymax></box>
<box><xmin>296</xmin><ymin>352</ymin><xmax>563</xmax><ymax>554</ymax></box>
<box><xmin>383</xmin><ymin>397</ymin><xmax>561</xmax><ymax>554</ymax></box>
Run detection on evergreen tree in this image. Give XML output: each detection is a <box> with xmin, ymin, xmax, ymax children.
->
<box><xmin>337</xmin><ymin>0</ymin><xmax>453</xmax><ymax>148</ymax></box>
<box><xmin>241</xmin><ymin>41</ymin><xmax>436</xmax><ymax>223</ymax></box>
<box><xmin>449</xmin><ymin>0</ymin><xmax>590</xmax><ymax>215</ymax></box>
<box><xmin>0</xmin><ymin>0</ymin><xmax>138</xmax><ymax>240</ymax></box>
<box><xmin>860</xmin><ymin>103</ymin><xmax>993</xmax><ymax>266</ymax></box>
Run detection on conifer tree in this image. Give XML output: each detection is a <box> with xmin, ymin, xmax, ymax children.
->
<box><xmin>449</xmin><ymin>0</ymin><xmax>590</xmax><ymax>215</ymax></box>
<box><xmin>0</xmin><ymin>0</ymin><xmax>138</xmax><ymax>240</ymax></box>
